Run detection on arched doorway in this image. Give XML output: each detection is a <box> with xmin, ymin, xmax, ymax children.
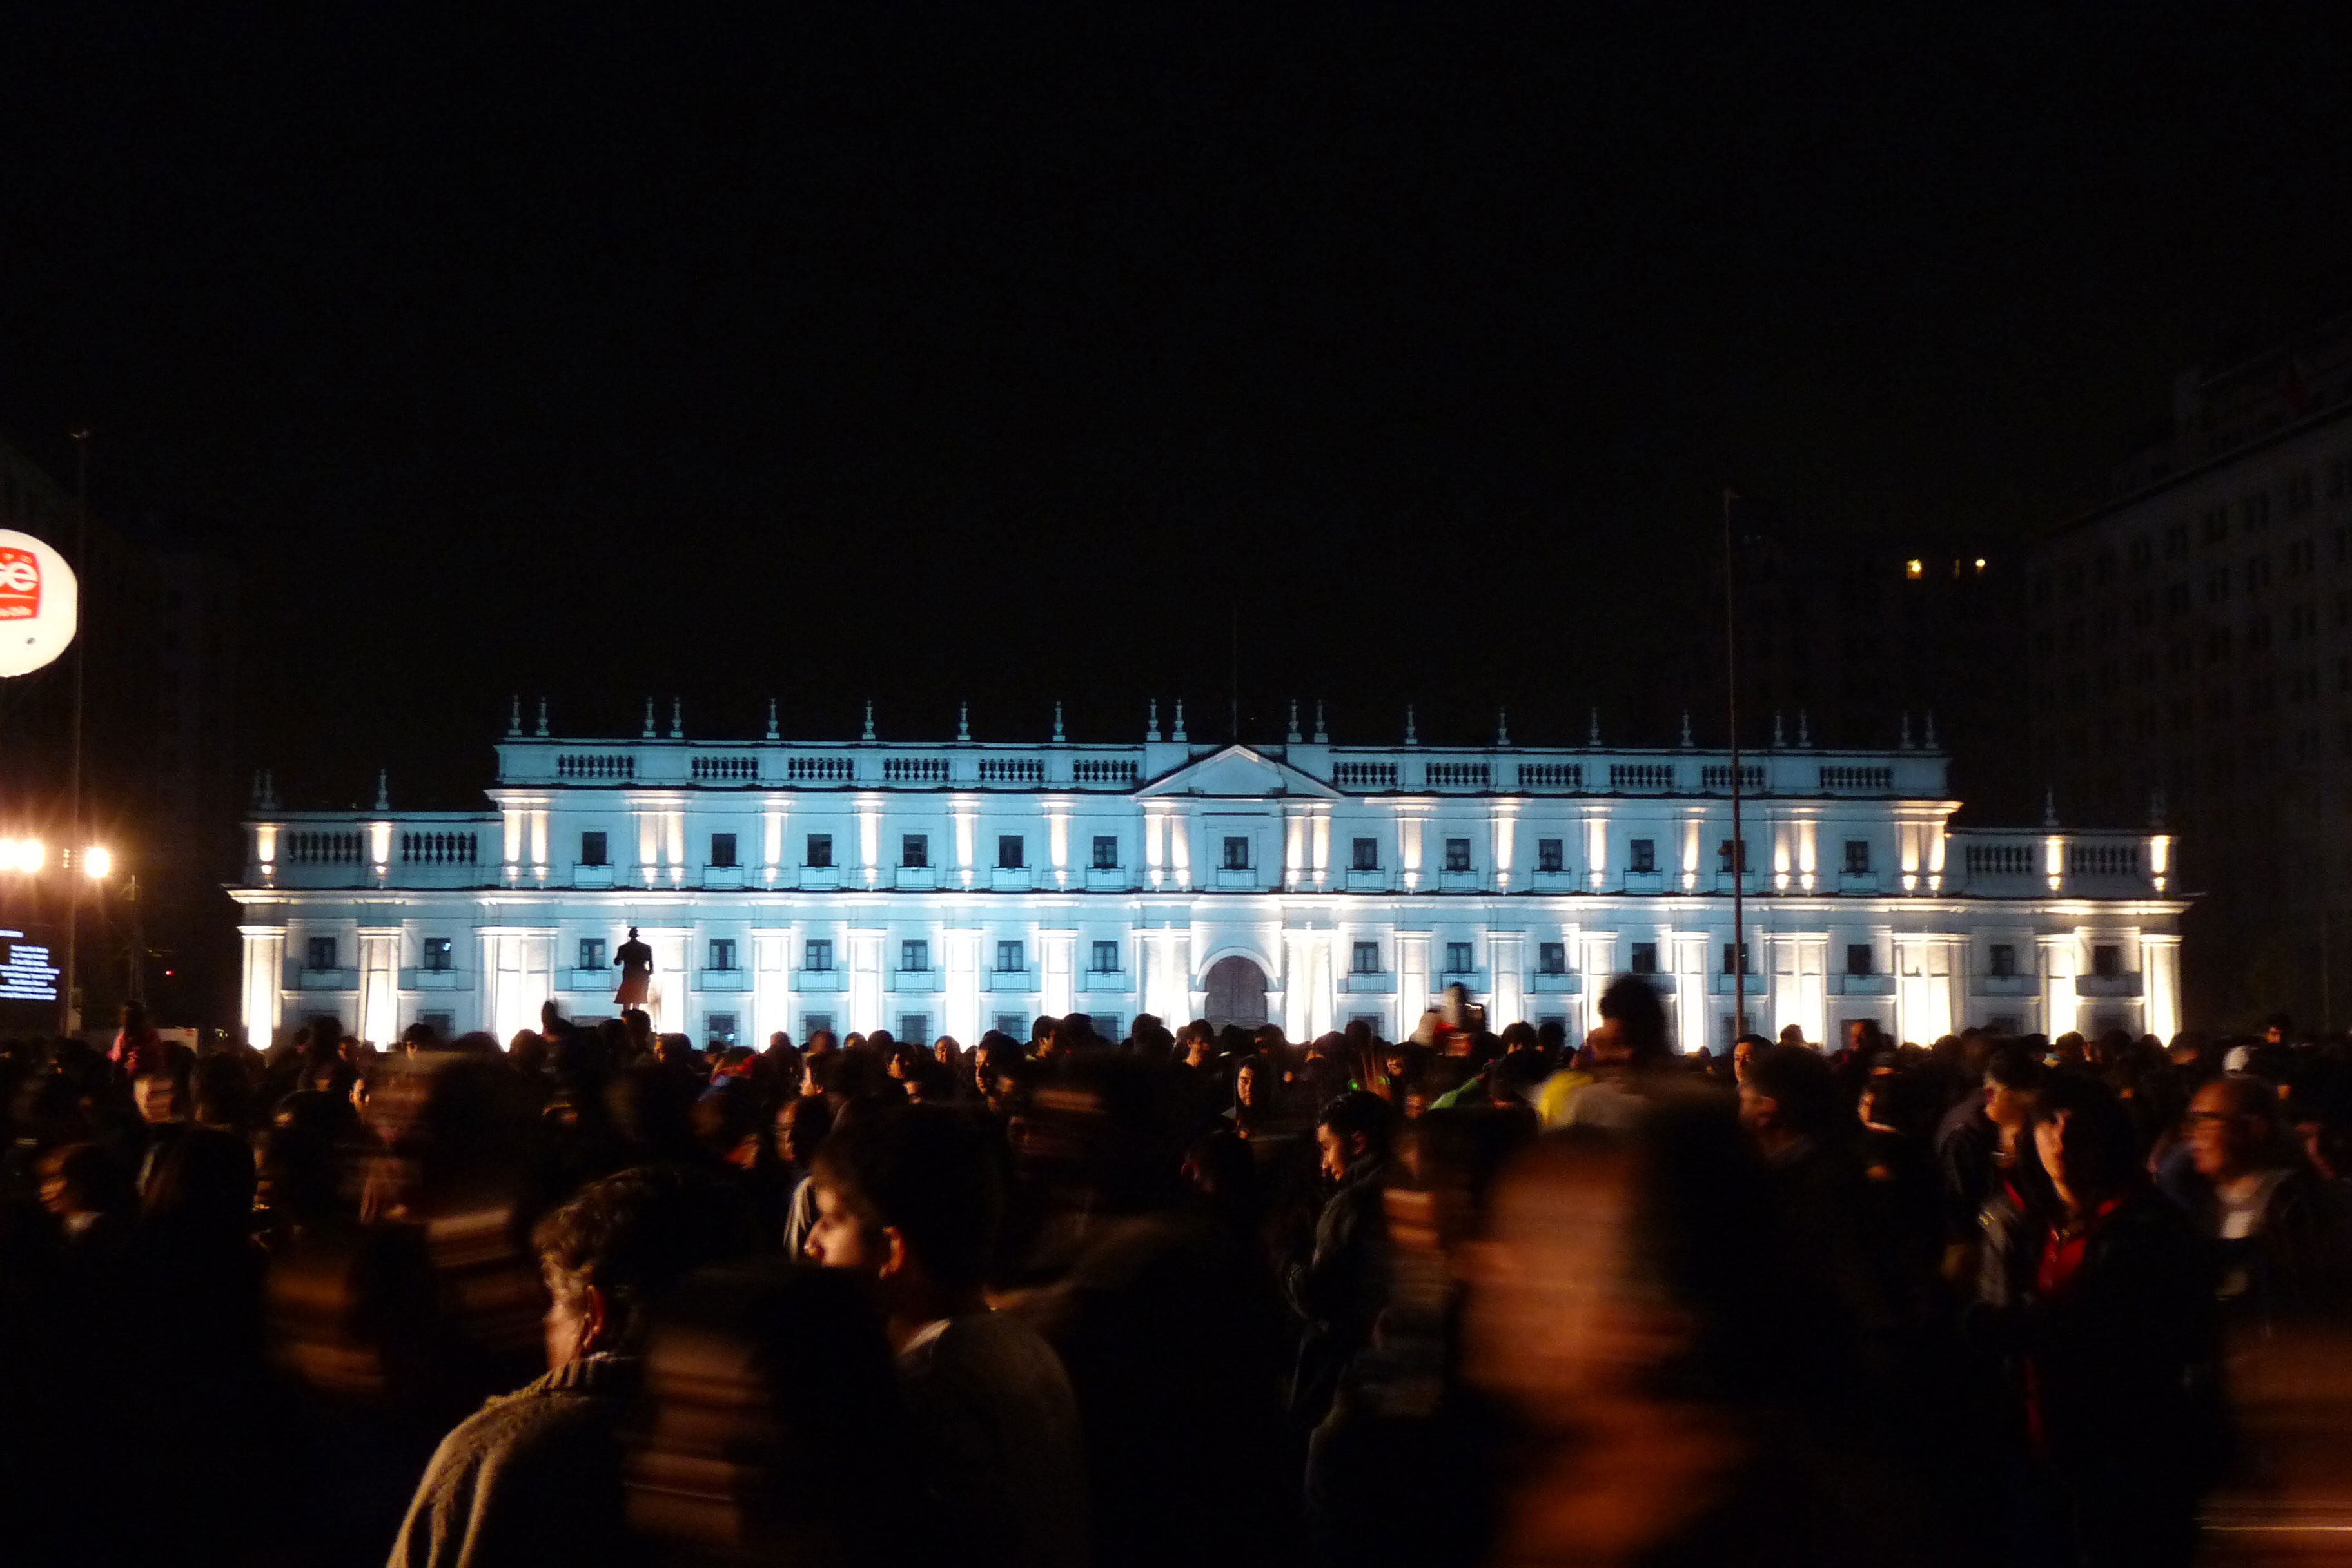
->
<box><xmin>1204</xmin><ymin>955</ymin><xmax>1269</xmax><ymax>1029</ymax></box>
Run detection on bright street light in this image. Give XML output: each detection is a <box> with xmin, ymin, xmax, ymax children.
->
<box><xmin>0</xmin><ymin>838</ymin><xmax>44</xmax><ymax>873</ymax></box>
<box><xmin>82</xmin><ymin>845</ymin><xmax>112</xmax><ymax>880</ymax></box>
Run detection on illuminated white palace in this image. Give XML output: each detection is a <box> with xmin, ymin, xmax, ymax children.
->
<box><xmin>230</xmin><ymin>700</ymin><xmax>2186</xmax><ymax>1053</ymax></box>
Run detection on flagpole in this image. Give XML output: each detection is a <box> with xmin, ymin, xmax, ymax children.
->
<box><xmin>1723</xmin><ymin>488</ymin><xmax>1746</xmax><ymax>1045</ymax></box>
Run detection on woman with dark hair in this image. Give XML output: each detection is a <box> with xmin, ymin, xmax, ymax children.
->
<box><xmin>628</xmin><ymin>1259</ymin><xmax>933</xmax><ymax>1566</ymax></box>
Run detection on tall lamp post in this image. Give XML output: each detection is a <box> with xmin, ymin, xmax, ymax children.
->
<box><xmin>63</xmin><ymin>429</ymin><xmax>90</xmax><ymax>1035</ymax></box>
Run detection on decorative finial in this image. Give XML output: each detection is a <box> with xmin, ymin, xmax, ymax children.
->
<box><xmin>535</xmin><ymin>696</ymin><xmax>549</xmax><ymax>737</ymax></box>
<box><xmin>1495</xmin><ymin>706</ymin><xmax>1509</xmax><ymax>747</ymax></box>
<box><xmin>1680</xmin><ymin>709</ymin><xmax>1693</xmax><ymax>747</ymax></box>
<box><xmin>766</xmin><ymin>698</ymin><xmax>780</xmax><ymax>741</ymax></box>
<box><xmin>1146</xmin><ymin>699</ymin><xmax>1161</xmax><ymax>743</ymax></box>
<box><xmin>251</xmin><ymin>769</ymin><xmax>266</xmax><ymax>808</ymax></box>
<box><xmin>959</xmin><ymin>701</ymin><xmax>973</xmax><ymax>742</ymax></box>
<box><xmin>2042</xmin><ymin>787</ymin><xmax>2058</xmax><ymax>828</ymax></box>
<box><xmin>1050</xmin><ymin>701</ymin><xmax>1064</xmax><ymax>743</ymax></box>
<box><xmin>1587</xmin><ymin>707</ymin><xmax>1602</xmax><ymax>747</ymax></box>
<box><xmin>1404</xmin><ymin>705</ymin><xmax>1418</xmax><ymax>746</ymax></box>
<box><xmin>2149</xmin><ymin>786</ymin><xmax>2166</xmax><ymax>828</ymax></box>
<box><xmin>1313</xmin><ymin>699</ymin><xmax>1328</xmax><ymax>744</ymax></box>
<box><xmin>669</xmin><ymin>696</ymin><xmax>683</xmax><ymax>739</ymax></box>
<box><xmin>507</xmin><ymin>694</ymin><xmax>521</xmax><ymax>736</ymax></box>
<box><xmin>1772</xmin><ymin>710</ymin><xmax>1785</xmax><ymax>748</ymax></box>
<box><xmin>1923</xmin><ymin>710</ymin><xmax>1939</xmax><ymax>749</ymax></box>
<box><xmin>1173</xmin><ymin>699</ymin><xmax>1188</xmax><ymax>743</ymax></box>
<box><xmin>374</xmin><ymin>769</ymin><xmax>389</xmax><ymax>811</ymax></box>
<box><xmin>642</xmin><ymin>698</ymin><xmax>656</xmax><ymax>739</ymax></box>
<box><xmin>1798</xmin><ymin>708</ymin><xmax>1811</xmax><ymax>747</ymax></box>
<box><xmin>862</xmin><ymin>700</ymin><xmax>876</xmax><ymax>742</ymax></box>
<box><xmin>1286</xmin><ymin>699</ymin><xmax>1302</xmax><ymax>744</ymax></box>
<box><xmin>263</xmin><ymin>768</ymin><xmax>277</xmax><ymax>809</ymax></box>
<box><xmin>1898</xmin><ymin>712</ymin><xmax>1914</xmax><ymax>750</ymax></box>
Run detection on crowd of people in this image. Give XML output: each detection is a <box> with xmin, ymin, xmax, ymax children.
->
<box><xmin>3</xmin><ymin>984</ymin><xmax>2350</xmax><ymax>1567</ymax></box>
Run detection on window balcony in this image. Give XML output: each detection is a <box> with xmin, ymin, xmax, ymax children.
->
<box><xmin>1213</xmin><ymin>868</ymin><xmax>1260</xmax><ymax>890</ymax></box>
<box><xmin>990</xmin><ymin>868</ymin><xmax>1033</xmax><ymax>892</ymax></box>
<box><xmin>1838</xmin><ymin>872</ymin><xmax>1879</xmax><ymax>895</ymax></box>
<box><xmin>2073</xmin><ymin>973</ymin><xmax>2144</xmax><ymax>999</ymax></box>
<box><xmin>696</xmin><ymin>969</ymin><xmax>748</xmax><ymax>992</ymax></box>
<box><xmin>888</xmin><ymin>969</ymin><xmax>943</xmax><ymax>994</ymax></box>
<box><xmin>1439</xmin><ymin>868</ymin><xmax>1482</xmax><ymax>892</ymax></box>
<box><xmin>983</xmin><ymin>968</ymin><xmax>1039</xmax><ymax>994</ymax></box>
<box><xmin>572</xmin><ymin>864</ymin><xmax>616</xmax><ymax>889</ymax></box>
<box><xmin>1709</xmin><ymin>972</ymin><xmax>1761</xmax><ymax>994</ymax></box>
<box><xmin>1340</xmin><ymin>971</ymin><xmax>1396</xmax><ymax>994</ymax></box>
<box><xmin>799</xmin><ymin>865</ymin><xmax>843</xmax><ymax>891</ymax></box>
<box><xmin>1623</xmin><ymin>870</ymin><xmax>1668</xmax><ymax>895</ymax></box>
<box><xmin>291</xmin><ymin>967</ymin><xmax>357</xmax><ymax>992</ymax></box>
<box><xmin>400</xmin><ymin>967</ymin><xmax>469</xmax><ymax>991</ymax></box>
<box><xmin>1712</xmin><ymin>872</ymin><xmax>1765</xmax><ymax>896</ymax></box>
<box><xmin>1528</xmin><ymin>970</ymin><xmax>1583</xmax><ymax>994</ymax></box>
<box><xmin>1973</xmin><ymin>974</ymin><xmax>2038</xmax><ymax>995</ymax></box>
<box><xmin>1529</xmin><ymin>869</ymin><xmax>1581</xmax><ymax>893</ymax></box>
<box><xmin>562</xmin><ymin>968</ymin><xmax>612</xmax><ymax>992</ymax></box>
<box><xmin>701</xmin><ymin>865</ymin><xmax>745</xmax><ymax>890</ymax></box>
<box><xmin>1438</xmin><ymin>968</ymin><xmax>1489</xmax><ymax>992</ymax></box>
<box><xmin>1828</xmin><ymin>974</ymin><xmax>1895</xmax><ymax>995</ymax></box>
<box><xmin>1077</xmin><ymin>969</ymin><xmax>1131</xmax><ymax>994</ymax></box>
<box><xmin>794</xmin><ymin>968</ymin><xmax>845</xmax><ymax>993</ymax></box>
<box><xmin>1344</xmin><ymin>868</ymin><xmax>1388</xmax><ymax>892</ymax></box>
<box><xmin>1084</xmin><ymin>867</ymin><xmax>1130</xmax><ymax>891</ymax></box>
<box><xmin>895</xmin><ymin>867</ymin><xmax>938</xmax><ymax>892</ymax></box>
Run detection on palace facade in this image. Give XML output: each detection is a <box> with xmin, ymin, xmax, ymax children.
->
<box><xmin>231</xmin><ymin>704</ymin><xmax>2186</xmax><ymax>1052</ymax></box>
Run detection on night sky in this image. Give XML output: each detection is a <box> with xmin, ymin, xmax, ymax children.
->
<box><xmin>5</xmin><ymin>7</ymin><xmax>2352</xmax><ymax>807</ymax></box>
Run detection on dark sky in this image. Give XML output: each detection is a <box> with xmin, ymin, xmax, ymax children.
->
<box><xmin>5</xmin><ymin>6</ymin><xmax>2351</xmax><ymax>805</ymax></box>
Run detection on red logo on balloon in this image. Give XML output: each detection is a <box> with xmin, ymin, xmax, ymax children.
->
<box><xmin>0</xmin><ymin>548</ymin><xmax>39</xmax><ymax>621</ymax></box>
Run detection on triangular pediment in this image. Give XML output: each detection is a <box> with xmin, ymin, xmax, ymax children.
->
<box><xmin>1136</xmin><ymin>744</ymin><xmax>1342</xmax><ymax>800</ymax></box>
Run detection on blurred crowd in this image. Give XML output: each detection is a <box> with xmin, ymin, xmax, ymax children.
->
<box><xmin>3</xmin><ymin>983</ymin><xmax>2351</xmax><ymax>1567</ymax></box>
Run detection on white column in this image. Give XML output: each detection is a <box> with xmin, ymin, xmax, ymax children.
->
<box><xmin>1396</xmin><ymin>931</ymin><xmax>1431</xmax><ymax>1028</ymax></box>
<box><xmin>1489</xmin><ymin>930</ymin><xmax>1525</xmax><ymax>1028</ymax></box>
<box><xmin>1040</xmin><ymin>929</ymin><xmax>1075</xmax><ymax>1019</ymax></box>
<box><xmin>753</xmin><ymin>926</ymin><xmax>793</xmax><ymax>1045</ymax></box>
<box><xmin>1672</xmin><ymin>931</ymin><xmax>1708</xmax><ymax>1054</ymax></box>
<box><xmin>2040</xmin><ymin>933</ymin><xmax>2076</xmax><ymax>1038</ymax></box>
<box><xmin>2143</xmin><ymin>932</ymin><xmax>2182</xmax><ymax>1043</ymax></box>
<box><xmin>239</xmin><ymin>925</ymin><xmax>285</xmax><ymax>1048</ymax></box>
<box><xmin>1491</xmin><ymin>804</ymin><xmax>1518</xmax><ymax>892</ymax></box>
<box><xmin>1282</xmin><ymin>928</ymin><xmax>1314</xmax><ymax>1039</ymax></box>
<box><xmin>946</xmin><ymin>927</ymin><xmax>983</xmax><ymax>1043</ymax></box>
<box><xmin>763</xmin><ymin>805</ymin><xmax>785</xmax><ymax>886</ymax></box>
<box><xmin>848</xmin><ymin>929</ymin><xmax>885</xmax><ymax>1036</ymax></box>
<box><xmin>859</xmin><ymin>802</ymin><xmax>881</xmax><ymax>888</ymax></box>
<box><xmin>358</xmin><ymin>926</ymin><xmax>400</xmax><ymax>1046</ymax></box>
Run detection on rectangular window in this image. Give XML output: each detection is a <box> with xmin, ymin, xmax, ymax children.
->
<box><xmin>579</xmin><ymin>830</ymin><xmax>609</xmax><ymax>867</ymax></box>
<box><xmin>1718</xmin><ymin>839</ymin><xmax>1750</xmax><ymax>873</ymax></box>
<box><xmin>1721</xmin><ymin>942</ymin><xmax>1752</xmax><ymax>975</ymax></box>
<box><xmin>803</xmin><ymin>1013</ymin><xmax>834</xmax><ymax>1037</ymax></box>
<box><xmin>806</xmin><ymin>833</ymin><xmax>833</xmax><ymax>868</ymax></box>
<box><xmin>1090</xmin><ymin>940</ymin><xmax>1120</xmax><ymax>973</ymax></box>
<box><xmin>1351</xmin><ymin>837</ymin><xmax>1379</xmax><ymax>872</ymax></box>
<box><xmin>996</xmin><ymin>940</ymin><xmax>1026</xmax><ymax>974</ymax></box>
<box><xmin>2092</xmin><ymin>943</ymin><xmax>2121</xmax><ymax>979</ymax></box>
<box><xmin>709</xmin><ymin>832</ymin><xmax>738</xmax><ymax>868</ymax></box>
<box><xmin>706</xmin><ymin>1014</ymin><xmax>739</xmax><ymax>1044</ymax></box>
<box><xmin>1536</xmin><ymin>838</ymin><xmax>1564</xmax><ymax>872</ymax></box>
<box><xmin>1538</xmin><ymin>941</ymin><xmax>1568</xmax><ymax>975</ymax></box>
<box><xmin>994</xmin><ymin>1014</ymin><xmax>1026</xmax><ymax>1038</ymax></box>
<box><xmin>901</xmin><ymin>834</ymin><xmax>929</xmax><ymax>869</ymax></box>
<box><xmin>897</xmin><ymin>1014</ymin><xmax>930</xmax><ymax>1045</ymax></box>
<box><xmin>901</xmin><ymin>939</ymin><xmax>930</xmax><ymax>972</ymax></box>
<box><xmin>1629</xmin><ymin>839</ymin><xmax>1656</xmax><ymax>874</ymax></box>
<box><xmin>418</xmin><ymin>1011</ymin><xmax>454</xmax><ymax>1038</ymax></box>
<box><xmin>1630</xmin><ymin>942</ymin><xmax>1659</xmax><ymax>975</ymax></box>
<box><xmin>306</xmin><ymin>936</ymin><xmax>338</xmax><ymax>972</ymax></box>
<box><xmin>1445</xmin><ymin>941</ymin><xmax>1475</xmax><ymax>974</ymax></box>
<box><xmin>1351</xmin><ymin>941</ymin><xmax>1381</xmax><ymax>974</ymax></box>
<box><xmin>805</xmin><ymin>939</ymin><xmax>834</xmax><ymax>973</ymax></box>
<box><xmin>1988</xmin><ymin>944</ymin><xmax>2017</xmax><ymax>979</ymax></box>
<box><xmin>1845</xmin><ymin>943</ymin><xmax>1872</xmax><ymax>977</ymax></box>
<box><xmin>578</xmin><ymin>937</ymin><xmax>607</xmax><ymax>970</ymax></box>
<box><xmin>1843</xmin><ymin>840</ymin><xmax>1870</xmax><ymax>875</ymax></box>
<box><xmin>709</xmin><ymin>939</ymin><xmax>738</xmax><ymax>972</ymax></box>
<box><xmin>1092</xmin><ymin>835</ymin><xmax>1119</xmax><ymax>870</ymax></box>
<box><xmin>1444</xmin><ymin>838</ymin><xmax>1473</xmax><ymax>872</ymax></box>
<box><xmin>1222</xmin><ymin>836</ymin><xmax>1251</xmax><ymax>871</ymax></box>
<box><xmin>420</xmin><ymin>937</ymin><xmax>453</xmax><ymax>972</ymax></box>
<box><xmin>997</xmin><ymin>835</ymin><xmax>1025</xmax><ymax>870</ymax></box>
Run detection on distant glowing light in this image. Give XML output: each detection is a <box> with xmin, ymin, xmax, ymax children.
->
<box><xmin>82</xmin><ymin>845</ymin><xmax>112</xmax><ymax>880</ymax></box>
<box><xmin>1905</xmin><ymin>558</ymin><xmax>1923</xmax><ymax>579</ymax></box>
<box><xmin>1974</xmin><ymin>558</ymin><xmax>1987</xmax><ymax>571</ymax></box>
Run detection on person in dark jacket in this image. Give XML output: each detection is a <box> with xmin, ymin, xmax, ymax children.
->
<box><xmin>2180</xmin><ymin>1072</ymin><xmax>2350</xmax><ymax>1329</ymax></box>
<box><xmin>1286</xmin><ymin>1089</ymin><xmax>1395</xmax><ymax>1429</ymax></box>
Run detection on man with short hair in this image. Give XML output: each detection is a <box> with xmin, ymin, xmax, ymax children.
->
<box><xmin>2183</xmin><ymin>1072</ymin><xmax>2347</xmax><ymax>1326</ymax></box>
<box><xmin>805</xmin><ymin>1105</ymin><xmax>1085</xmax><ymax>1568</ymax></box>
<box><xmin>1286</xmin><ymin>1090</ymin><xmax>1395</xmax><ymax>1426</ymax></box>
<box><xmin>388</xmin><ymin>1165</ymin><xmax>750</xmax><ymax>1568</ymax></box>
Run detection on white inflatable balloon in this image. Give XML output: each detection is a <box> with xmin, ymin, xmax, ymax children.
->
<box><xmin>0</xmin><ymin>530</ymin><xmax>77</xmax><ymax>678</ymax></box>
